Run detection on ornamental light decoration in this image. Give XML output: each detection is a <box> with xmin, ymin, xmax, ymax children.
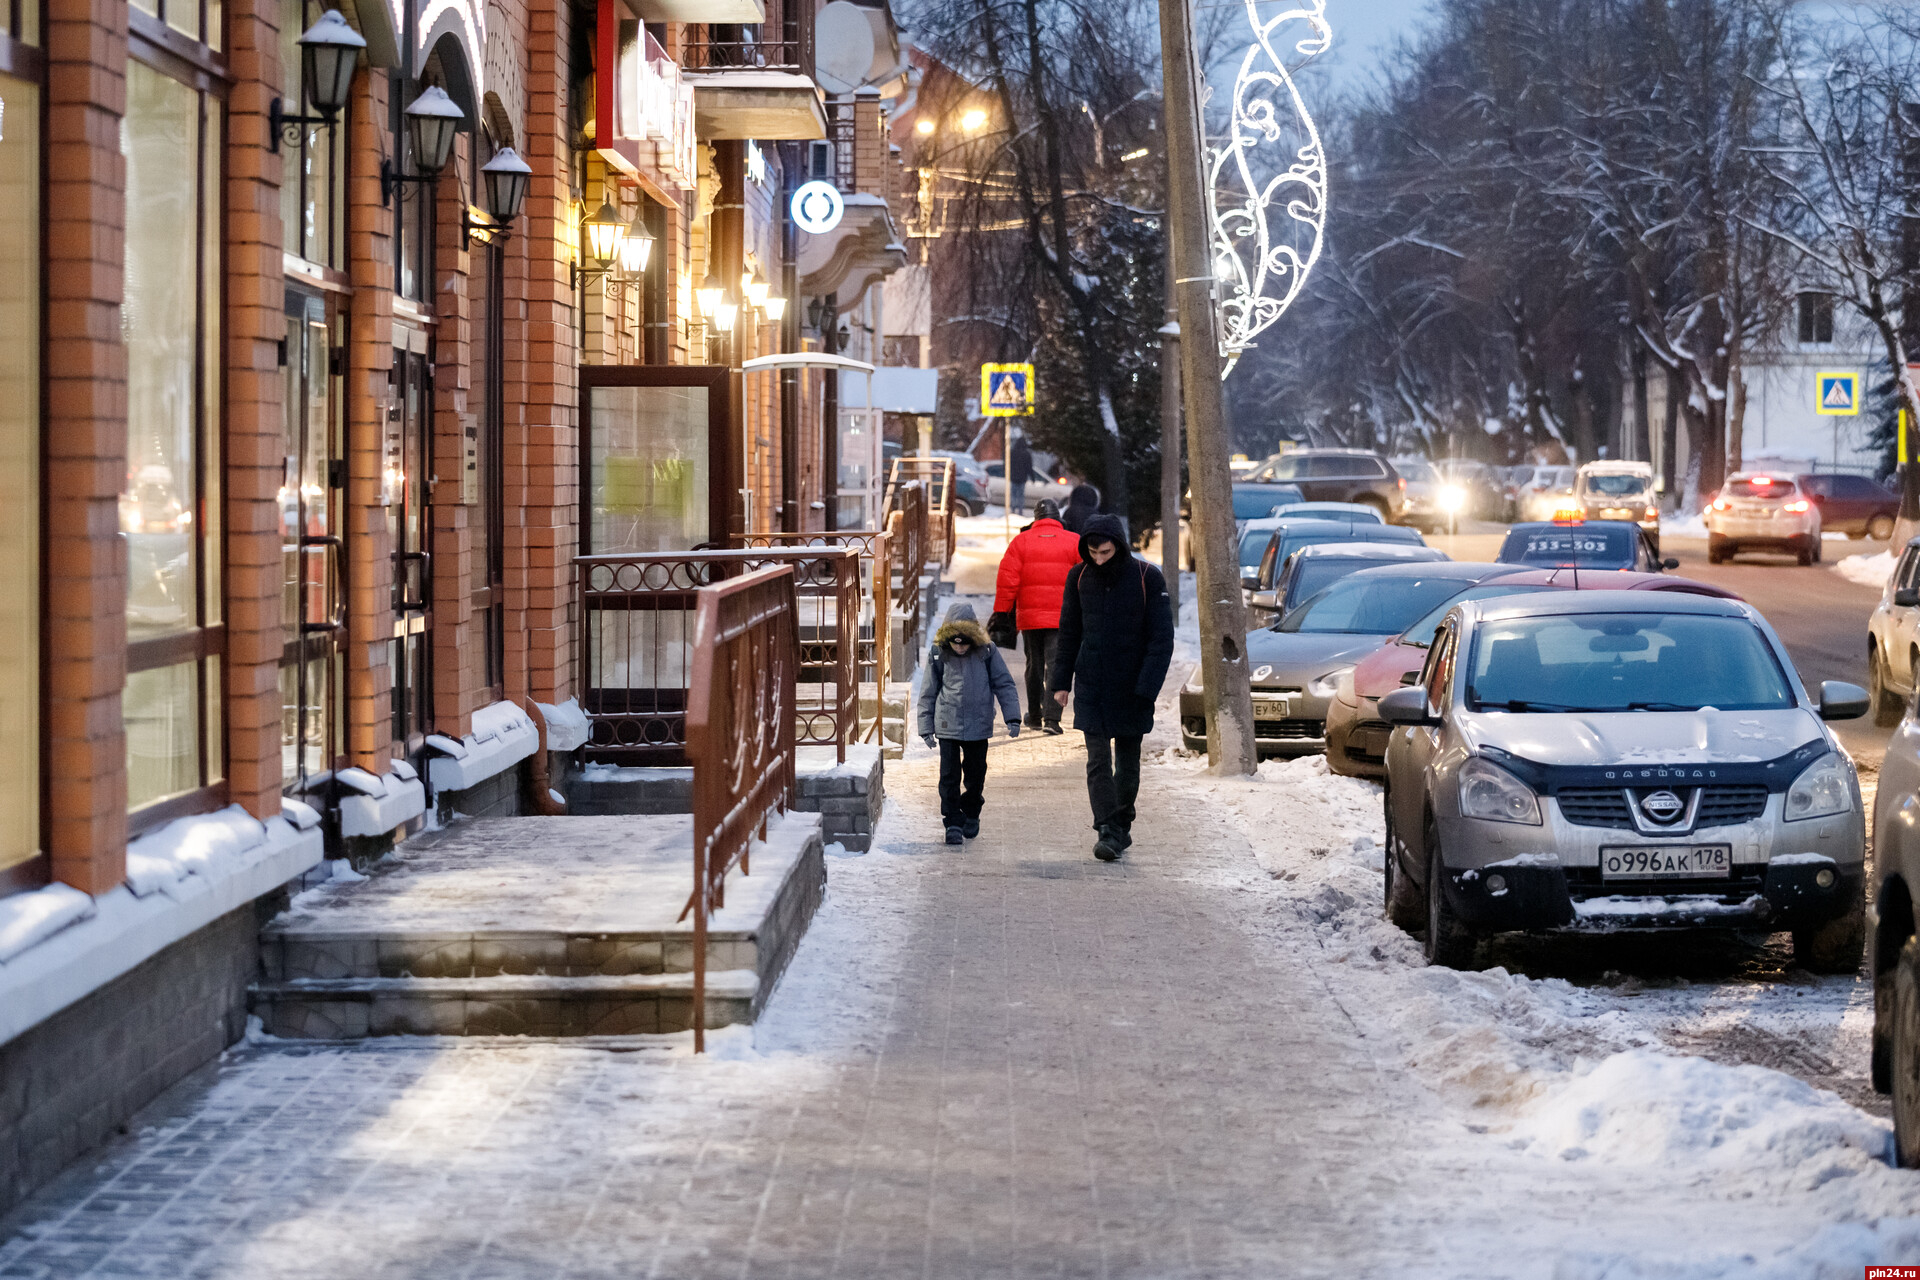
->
<box><xmin>1208</xmin><ymin>0</ymin><xmax>1331</xmax><ymax>379</ymax></box>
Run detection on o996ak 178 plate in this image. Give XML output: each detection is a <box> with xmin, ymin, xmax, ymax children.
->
<box><xmin>1600</xmin><ymin>844</ymin><xmax>1732</xmax><ymax>880</ymax></box>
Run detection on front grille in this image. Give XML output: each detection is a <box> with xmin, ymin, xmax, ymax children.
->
<box><xmin>1696</xmin><ymin>784</ymin><xmax>1769</xmax><ymax>826</ymax></box>
<box><xmin>1563</xmin><ymin>866</ymin><xmax>1766</xmax><ymax>900</ymax></box>
<box><xmin>1256</xmin><ymin>718</ymin><xmax>1323</xmax><ymax>740</ymax></box>
<box><xmin>1555</xmin><ymin>783</ymin><xmax>1773</xmax><ymax>831</ymax></box>
<box><xmin>1555</xmin><ymin>787</ymin><xmax>1635</xmax><ymax>829</ymax></box>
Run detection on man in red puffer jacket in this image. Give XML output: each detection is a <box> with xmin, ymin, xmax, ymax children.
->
<box><xmin>991</xmin><ymin>499</ymin><xmax>1083</xmax><ymax>733</ymax></box>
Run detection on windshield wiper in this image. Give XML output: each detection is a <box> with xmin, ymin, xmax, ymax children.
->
<box><xmin>1473</xmin><ymin>697</ymin><xmax>1578</xmax><ymax>712</ymax></box>
<box><xmin>1625</xmin><ymin>701</ymin><xmax>1699</xmax><ymax>711</ymax></box>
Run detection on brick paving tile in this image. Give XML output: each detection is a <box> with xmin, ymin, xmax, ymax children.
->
<box><xmin>0</xmin><ymin>732</ymin><xmax>1498</xmax><ymax>1278</ymax></box>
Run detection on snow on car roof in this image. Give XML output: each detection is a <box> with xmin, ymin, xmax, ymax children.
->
<box><xmin>1289</xmin><ymin>541</ymin><xmax>1445</xmax><ymax>560</ymax></box>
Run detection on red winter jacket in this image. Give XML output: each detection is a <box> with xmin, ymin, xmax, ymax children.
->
<box><xmin>993</xmin><ymin>518</ymin><xmax>1081</xmax><ymax>631</ymax></box>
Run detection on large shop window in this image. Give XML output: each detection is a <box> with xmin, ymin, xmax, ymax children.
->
<box><xmin>0</xmin><ymin>26</ymin><xmax>42</xmax><ymax>894</ymax></box>
<box><xmin>123</xmin><ymin>57</ymin><xmax>226</xmax><ymax>824</ymax></box>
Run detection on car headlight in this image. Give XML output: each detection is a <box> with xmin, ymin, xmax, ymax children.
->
<box><xmin>1307</xmin><ymin>666</ymin><xmax>1353</xmax><ymax>698</ymax></box>
<box><xmin>1439</xmin><ymin>484</ymin><xmax>1467</xmax><ymax>513</ymax></box>
<box><xmin>1784</xmin><ymin>751</ymin><xmax>1853</xmax><ymax>821</ymax></box>
<box><xmin>1458</xmin><ymin>756</ymin><xmax>1541</xmax><ymax>825</ymax></box>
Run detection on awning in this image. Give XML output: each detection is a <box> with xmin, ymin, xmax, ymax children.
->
<box><xmin>741</xmin><ymin>353</ymin><xmax>877</xmax><ymax>374</ymax></box>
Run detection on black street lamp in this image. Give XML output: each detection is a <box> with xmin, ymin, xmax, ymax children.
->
<box><xmin>268</xmin><ymin>9</ymin><xmax>366</xmax><ymax>154</ymax></box>
<box><xmin>382</xmin><ymin>86</ymin><xmax>465</xmax><ymax>205</ymax></box>
<box><xmin>464</xmin><ymin>146</ymin><xmax>532</xmax><ymax>247</ymax></box>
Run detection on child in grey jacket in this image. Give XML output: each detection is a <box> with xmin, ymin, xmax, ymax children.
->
<box><xmin>917</xmin><ymin>602</ymin><xmax>1022</xmax><ymax>843</ymax></box>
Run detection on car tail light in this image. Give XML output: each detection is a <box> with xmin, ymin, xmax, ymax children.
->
<box><xmin>1398</xmin><ymin>477</ymin><xmax>1407</xmax><ymax>490</ymax></box>
<box><xmin>1644</xmin><ymin>506</ymin><xmax>1658</xmax><ymax>520</ymax></box>
<box><xmin>1785</xmin><ymin>499</ymin><xmax>1810</xmax><ymax>512</ymax></box>
<box><xmin>1753</xmin><ymin>475</ymin><xmax>1774</xmax><ymax>486</ymax></box>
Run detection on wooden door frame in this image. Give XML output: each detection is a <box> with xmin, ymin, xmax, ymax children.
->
<box><xmin>579</xmin><ymin>365</ymin><xmax>738</xmax><ymax>554</ymax></box>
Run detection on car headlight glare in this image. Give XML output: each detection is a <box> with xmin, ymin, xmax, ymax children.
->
<box><xmin>1784</xmin><ymin>751</ymin><xmax>1852</xmax><ymax>822</ymax></box>
<box><xmin>1458</xmin><ymin>756</ymin><xmax>1541</xmax><ymax>825</ymax></box>
<box><xmin>1439</xmin><ymin>484</ymin><xmax>1467</xmax><ymax>513</ymax></box>
<box><xmin>1307</xmin><ymin>666</ymin><xmax>1353</xmax><ymax>698</ymax></box>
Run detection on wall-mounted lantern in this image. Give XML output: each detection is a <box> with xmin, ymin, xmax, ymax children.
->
<box><xmin>382</xmin><ymin>87</ymin><xmax>464</xmax><ymax>205</ymax></box>
<box><xmin>464</xmin><ymin>146</ymin><xmax>532</xmax><ymax>248</ymax></box>
<box><xmin>268</xmin><ymin>10</ymin><xmax>366</xmax><ymax>153</ymax></box>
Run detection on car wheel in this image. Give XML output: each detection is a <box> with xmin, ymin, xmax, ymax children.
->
<box><xmin>1813</xmin><ymin>533</ymin><xmax>1824</xmax><ymax>563</ymax></box>
<box><xmin>1793</xmin><ymin>877</ymin><xmax>1865</xmax><ymax>973</ymax></box>
<box><xmin>1383</xmin><ymin>804</ymin><xmax>1423</xmax><ymax>931</ymax></box>
<box><xmin>1893</xmin><ymin>939</ymin><xmax>1920</xmax><ymax>1167</ymax></box>
<box><xmin>1796</xmin><ymin>536</ymin><xmax>1814</xmax><ymax>567</ymax></box>
<box><xmin>950</xmin><ymin>498</ymin><xmax>974</xmax><ymax>518</ymax></box>
<box><xmin>1707</xmin><ymin>535</ymin><xmax>1729</xmax><ymax>564</ymax></box>
<box><xmin>1423</xmin><ymin>820</ymin><xmax>1478</xmax><ymax>968</ymax></box>
<box><xmin>1872</xmin><ymin>645</ymin><xmax>1905</xmax><ymax>727</ymax></box>
<box><xmin>1872</xmin><ymin>513</ymin><xmax>1898</xmax><ymax>542</ymax></box>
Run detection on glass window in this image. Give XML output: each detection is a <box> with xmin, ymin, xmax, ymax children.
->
<box><xmin>1798</xmin><ymin>292</ymin><xmax>1834</xmax><ymax>345</ymax></box>
<box><xmin>0</xmin><ymin>73</ymin><xmax>39</xmax><ymax>879</ymax></box>
<box><xmin>590</xmin><ymin>385</ymin><xmax>712</xmax><ymax>552</ymax></box>
<box><xmin>1465</xmin><ymin>612</ymin><xmax>1796</xmax><ymax>713</ymax></box>
<box><xmin>123</xmin><ymin>58</ymin><xmax>224</xmax><ymax>814</ymax></box>
<box><xmin>1277</xmin><ymin>573</ymin><xmax>1475</xmax><ymax>636</ymax></box>
<box><xmin>280</xmin><ymin>0</ymin><xmax>344</xmax><ymax>268</ymax></box>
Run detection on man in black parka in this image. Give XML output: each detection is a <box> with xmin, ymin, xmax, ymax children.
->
<box><xmin>1048</xmin><ymin>513</ymin><xmax>1176</xmax><ymax>861</ymax></box>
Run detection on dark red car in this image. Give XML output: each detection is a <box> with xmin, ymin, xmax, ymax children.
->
<box><xmin>1323</xmin><ymin>568</ymin><xmax>1741</xmax><ymax>778</ymax></box>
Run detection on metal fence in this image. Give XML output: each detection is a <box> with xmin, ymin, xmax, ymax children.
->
<box><xmin>682</xmin><ymin>563</ymin><xmax>796</xmax><ymax>1053</ymax></box>
<box><xmin>575</xmin><ymin>548</ymin><xmax>860</xmax><ymax>764</ymax></box>
<box><xmin>884</xmin><ymin>457</ymin><xmax>956</xmax><ymax>570</ymax></box>
<box><xmin>738</xmin><ymin>531</ymin><xmax>893</xmax><ymax>712</ymax></box>
<box><xmin>889</xmin><ymin>482</ymin><xmax>929</xmax><ymax>660</ymax></box>
<box><xmin>681</xmin><ymin>4</ymin><xmax>813</xmax><ymax>75</ymax></box>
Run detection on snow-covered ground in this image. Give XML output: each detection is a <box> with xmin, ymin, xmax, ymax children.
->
<box><xmin>1153</xmin><ymin>600</ymin><xmax>1920</xmax><ymax>1273</ymax></box>
<box><xmin>1837</xmin><ymin>549</ymin><xmax>1898</xmax><ymax>590</ymax></box>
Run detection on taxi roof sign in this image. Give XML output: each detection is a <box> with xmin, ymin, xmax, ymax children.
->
<box><xmin>981</xmin><ymin>363</ymin><xmax>1035</xmax><ymax>417</ymax></box>
<box><xmin>1817</xmin><ymin>371</ymin><xmax>1860</xmax><ymax>416</ymax></box>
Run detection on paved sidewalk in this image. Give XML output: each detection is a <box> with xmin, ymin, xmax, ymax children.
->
<box><xmin>0</xmin><ymin>732</ymin><xmax>1512</xmax><ymax>1278</ymax></box>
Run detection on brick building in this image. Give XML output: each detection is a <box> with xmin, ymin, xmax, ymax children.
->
<box><xmin>0</xmin><ymin>0</ymin><xmax>915</xmax><ymax>1216</ymax></box>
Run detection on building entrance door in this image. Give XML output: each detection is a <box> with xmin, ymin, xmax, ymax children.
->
<box><xmin>388</xmin><ymin>330</ymin><xmax>433</xmax><ymax>754</ymax></box>
<box><xmin>281</xmin><ymin>288</ymin><xmax>344</xmax><ymax>797</ymax></box>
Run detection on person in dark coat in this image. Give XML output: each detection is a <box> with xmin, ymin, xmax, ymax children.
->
<box><xmin>1048</xmin><ymin>513</ymin><xmax>1175</xmax><ymax>861</ymax></box>
<box><xmin>1007</xmin><ymin>430</ymin><xmax>1033</xmax><ymax>515</ymax></box>
<box><xmin>1060</xmin><ymin>483</ymin><xmax>1100</xmax><ymax>534</ymax></box>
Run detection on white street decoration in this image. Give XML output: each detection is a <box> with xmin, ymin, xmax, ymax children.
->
<box><xmin>791</xmin><ymin>180</ymin><xmax>845</xmax><ymax>235</ymax></box>
<box><xmin>1208</xmin><ymin>0</ymin><xmax>1330</xmax><ymax>379</ymax></box>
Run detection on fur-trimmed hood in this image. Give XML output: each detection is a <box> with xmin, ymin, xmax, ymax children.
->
<box><xmin>934</xmin><ymin>603</ymin><xmax>991</xmax><ymax>651</ymax></box>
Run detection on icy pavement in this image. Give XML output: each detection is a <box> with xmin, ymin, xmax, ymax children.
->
<box><xmin>5</xmin><ymin>598</ymin><xmax>1920</xmax><ymax>1275</ymax></box>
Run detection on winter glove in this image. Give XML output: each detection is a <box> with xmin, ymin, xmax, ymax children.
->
<box><xmin>923</xmin><ymin>734</ymin><xmax>938</xmax><ymax>751</ymax></box>
<box><xmin>987</xmin><ymin>611</ymin><xmax>1018</xmax><ymax>649</ymax></box>
<box><xmin>1006</xmin><ymin>722</ymin><xmax>1021</xmax><ymax>738</ymax></box>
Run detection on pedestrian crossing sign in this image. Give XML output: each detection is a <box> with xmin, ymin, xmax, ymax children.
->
<box><xmin>1816</xmin><ymin>372</ymin><xmax>1860</xmax><ymax>416</ymax></box>
<box><xmin>981</xmin><ymin>363</ymin><xmax>1036</xmax><ymax>417</ymax></box>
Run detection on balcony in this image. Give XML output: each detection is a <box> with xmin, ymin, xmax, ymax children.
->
<box><xmin>683</xmin><ymin>10</ymin><xmax>825</xmax><ymax>139</ymax></box>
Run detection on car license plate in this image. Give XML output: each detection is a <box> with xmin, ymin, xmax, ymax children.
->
<box><xmin>1734</xmin><ymin>504</ymin><xmax>1770</xmax><ymax>519</ymax></box>
<box><xmin>1252</xmin><ymin>694</ymin><xmax>1291</xmax><ymax>718</ymax></box>
<box><xmin>1600</xmin><ymin>844</ymin><xmax>1732</xmax><ymax>880</ymax></box>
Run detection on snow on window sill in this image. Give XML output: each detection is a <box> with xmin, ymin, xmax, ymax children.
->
<box><xmin>425</xmin><ymin>699</ymin><xmax>540</xmax><ymax>794</ymax></box>
<box><xmin>0</xmin><ymin>805</ymin><xmax>323</xmax><ymax>1046</ymax></box>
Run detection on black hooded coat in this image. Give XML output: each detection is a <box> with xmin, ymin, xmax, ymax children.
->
<box><xmin>1060</xmin><ymin>484</ymin><xmax>1100</xmax><ymax>533</ymax></box>
<box><xmin>1048</xmin><ymin>514</ymin><xmax>1175</xmax><ymax>737</ymax></box>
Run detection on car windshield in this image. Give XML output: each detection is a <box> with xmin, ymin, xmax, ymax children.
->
<box><xmin>1276</xmin><ymin>573</ymin><xmax>1480</xmax><ymax>636</ymax></box>
<box><xmin>1398</xmin><ymin>460</ymin><xmax>1439</xmax><ymax>484</ymax></box>
<box><xmin>1252</xmin><ymin>456</ymin><xmax>1302</xmax><ymax>481</ymax></box>
<box><xmin>1234</xmin><ymin>487</ymin><xmax>1302</xmax><ymax>519</ymax></box>
<box><xmin>1400</xmin><ymin>582</ymin><xmax>1565</xmax><ymax>648</ymax></box>
<box><xmin>1499</xmin><ymin>525</ymin><xmax>1635</xmax><ymax>568</ymax></box>
<box><xmin>1465</xmin><ymin>612</ymin><xmax>1793</xmax><ymax>712</ymax></box>
<box><xmin>1278</xmin><ymin>504</ymin><xmax>1381</xmax><ymax>523</ymax></box>
<box><xmin>1726</xmin><ymin>477</ymin><xmax>1796</xmax><ymax>499</ymax></box>
<box><xmin>1288</xmin><ymin>558</ymin><xmax>1407</xmax><ymax>604</ymax></box>
<box><xmin>1583</xmin><ymin>474</ymin><xmax>1649</xmax><ymax>497</ymax></box>
<box><xmin>1273</xmin><ymin>532</ymin><xmax>1362</xmax><ymax>567</ymax></box>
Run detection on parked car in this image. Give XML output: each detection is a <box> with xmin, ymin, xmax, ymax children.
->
<box><xmin>1272</xmin><ymin>501</ymin><xmax>1383</xmax><ymax>523</ymax></box>
<box><xmin>1182</xmin><ymin>561</ymin><xmax>1501</xmax><ymax>756</ymax></box>
<box><xmin>1436</xmin><ymin>459</ymin><xmax>1504</xmax><ymax>522</ymax></box>
<box><xmin>1866</xmin><ymin>537</ymin><xmax>1920</xmax><ymax>725</ymax></box>
<box><xmin>1515</xmin><ymin>465</ymin><xmax>1578</xmax><ymax>523</ymax></box>
<box><xmin>1705</xmin><ymin>472</ymin><xmax>1823</xmax><ymax>565</ymax></box>
<box><xmin>1798</xmin><ymin>473</ymin><xmax>1899</xmax><ymax>541</ymax></box>
<box><xmin>983</xmin><ymin>460</ymin><xmax>1074</xmax><ymax>511</ymax></box>
<box><xmin>1242</xmin><ymin>518</ymin><xmax>1429</xmax><ymax>601</ymax></box>
<box><xmin>1395</xmin><ymin>457</ymin><xmax>1446</xmax><ymax>532</ymax></box>
<box><xmin>1496</xmin><ymin>519</ymin><xmax>1673</xmax><ymax>573</ymax></box>
<box><xmin>1867</xmin><ymin>669</ymin><xmax>1920</xmax><ymax>1163</ymax></box>
<box><xmin>1324</xmin><ymin>568</ymin><xmax>1741</xmax><ymax>778</ymax></box>
<box><xmin>1232</xmin><ymin>482</ymin><xmax>1309</xmax><ymax>522</ymax></box>
<box><xmin>1575</xmin><ymin>461</ymin><xmax>1661</xmax><ymax>551</ymax></box>
<box><xmin>1239</xmin><ymin>449</ymin><xmax>1407</xmax><ymax>522</ymax></box>
<box><xmin>1249</xmin><ymin>541</ymin><xmax>1448</xmax><ymax>627</ymax></box>
<box><xmin>1496</xmin><ymin>466</ymin><xmax>1535</xmax><ymax>521</ymax></box>
<box><xmin>1377</xmin><ymin>590</ymin><xmax>1868</xmax><ymax>969</ymax></box>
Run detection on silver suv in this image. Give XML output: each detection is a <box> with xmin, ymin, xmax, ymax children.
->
<box><xmin>1378</xmin><ymin>591</ymin><xmax>1868</xmax><ymax>969</ymax></box>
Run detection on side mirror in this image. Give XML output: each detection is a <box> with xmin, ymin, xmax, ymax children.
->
<box><xmin>1251</xmin><ymin>590</ymin><xmax>1277</xmax><ymax>612</ymax></box>
<box><xmin>1819</xmin><ymin>679</ymin><xmax>1870</xmax><ymax>721</ymax></box>
<box><xmin>1241</xmin><ymin>573</ymin><xmax>1261</xmax><ymax>591</ymax></box>
<box><xmin>1898</xmin><ymin>588</ymin><xmax>1920</xmax><ymax>609</ymax></box>
<box><xmin>1399</xmin><ymin>669</ymin><xmax>1420</xmax><ymax>687</ymax></box>
<box><xmin>1378</xmin><ymin>686</ymin><xmax>1437</xmax><ymax>726</ymax></box>
<box><xmin>1661</xmin><ymin>557</ymin><xmax>1680</xmax><ymax>570</ymax></box>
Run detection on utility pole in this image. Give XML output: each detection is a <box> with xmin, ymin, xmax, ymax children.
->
<box><xmin>1158</xmin><ymin>0</ymin><xmax>1256</xmax><ymax>774</ymax></box>
<box><xmin>1158</xmin><ymin>310</ymin><xmax>1182</xmax><ymax>621</ymax></box>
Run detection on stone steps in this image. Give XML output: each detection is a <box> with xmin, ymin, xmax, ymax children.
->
<box><xmin>248</xmin><ymin>970</ymin><xmax>759</xmax><ymax>1039</ymax></box>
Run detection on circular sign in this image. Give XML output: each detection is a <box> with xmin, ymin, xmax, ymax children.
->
<box><xmin>791</xmin><ymin>180</ymin><xmax>845</xmax><ymax>235</ymax></box>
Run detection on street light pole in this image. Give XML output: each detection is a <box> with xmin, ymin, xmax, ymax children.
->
<box><xmin>1158</xmin><ymin>0</ymin><xmax>1257</xmax><ymax>775</ymax></box>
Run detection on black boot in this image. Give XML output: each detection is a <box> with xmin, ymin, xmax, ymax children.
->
<box><xmin>962</xmin><ymin>816</ymin><xmax>980</xmax><ymax>839</ymax></box>
<box><xmin>946</xmin><ymin>826</ymin><xmax>964</xmax><ymax>845</ymax></box>
<box><xmin>1093</xmin><ymin>829</ymin><xmax>1122</xmax><ymax>861</ymax></box>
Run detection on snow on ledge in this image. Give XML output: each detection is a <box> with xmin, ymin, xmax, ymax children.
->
<box><xmin>338</xmin><ymin>772</ymin><xmax>427</xmax><ymax>838</ymax></box>
<box><xmin>426</xmin><ymin>699</ymin><xmax>540</xmax><ymax>794</ymax></box>
<box><xmin>536</xmin><ymin>697</ymin><xmax>590</xmax><ymax>753</ymax></box>
<box><xmin>0</xmin><ymin>805</ymin><xmax>323</xmax><ymax>1046</ymax></box>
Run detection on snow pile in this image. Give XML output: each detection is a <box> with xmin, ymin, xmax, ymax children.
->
<box><xmin>1835</xmin><ymin>550</ymin><xmax>1896</xmax><ymax>590</ymax></box>
<box><xmin>1664</xmin><ymin>511</ymin><xmax>1709</xmax><ymax>538</ymax></box>
<box><xmin>123</xmin><ymin>804</ymin><xmax>271</xmax><ymax>897</ymax></box>
<box><xmin>0</xmin><ymin>883</ymin><xmax>95</xmax><ymax>963</ymax></box>
<box><xmin>1510</xmin><ymin>1049</ymin><xmax>1888</xmax><ymax>1174</ymax></box>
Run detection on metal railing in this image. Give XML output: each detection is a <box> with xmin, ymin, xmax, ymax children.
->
<box><xmin>888</xmin><ymin>482</ymin><xmax>929</xmax><ymax>665</ymax></box>
<box><xmin>884</xmin><ymin>457</ymin><xmax>956</xmax><ymax>570</ymax></box>
<box><xmin>738</xmin><ymin>530</ymin><xmax>893</xmax><ymax>736</ymax></box>
<box><xmin>682</xmin><ymin>8</ymin><xmax>813</xmax><ymax>77</ymax></box>
<box><xmin>575</xmin><ymin>548</ymin><xmax>860</xmax><ymax>764</ymax></box>
<box><xmin>682</xmin><ymin>563</ymin><xmax>796</xmax><ymax>1053</ymax></box>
